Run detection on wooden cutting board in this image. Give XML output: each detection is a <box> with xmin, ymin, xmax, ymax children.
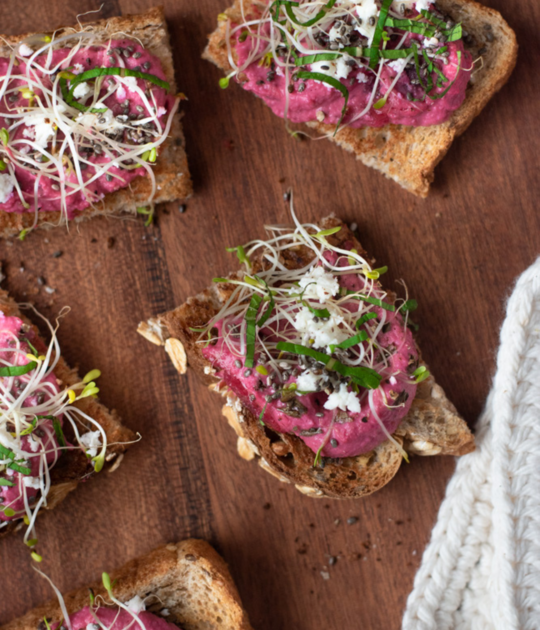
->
<box><xmin>0</xmin><ymin>1</ymin><xmax>536</xmax><ymax>628</ymax></box>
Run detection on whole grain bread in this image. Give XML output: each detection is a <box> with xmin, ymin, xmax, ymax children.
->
<box><xmin>203</xmin><ymin>0</ymin><xmax>517</xmax><ymax>197</ymax></box>
<box><xmin>0</xmin><ymin>540</ymin><xmax>253</xmax><ymax>630</ymax></box>
<box><xmin>138</xmin><ymin>217</ymin><xmax>475</xmax><ymax>499</ymax></box>
<box><xmin>0</xmin><ymin>7</ymin><xmax>192</xmax><ymax>239</ymax></box>
<box><xmin>0</xmin><ymin>288</ymin><xmax>134</xmax><ymax>536</ymax></box>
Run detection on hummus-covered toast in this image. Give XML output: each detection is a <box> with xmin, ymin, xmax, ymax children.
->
<box><xmin>0</xmin><ymin>7</ymin><xmax>191</xmax><ymax>239</ymax></box>
<box><xmin>139</xmin><ymin>212</ymin><xmax>474</xmax><ymax>499</ymax></box>
<box><xmin>0</xmin><ymin>540</ymin><xmax>253</xmax><ymax>630</ymax></box>
<box><xmin>0</xmin><ymin>288</ymin><xmax>133</xmax><ymax>545</ymax></box>
<box><xmin>204</xmin><ymin>0</ymin><xmax>517</xmax><ymax>196</ymax></box>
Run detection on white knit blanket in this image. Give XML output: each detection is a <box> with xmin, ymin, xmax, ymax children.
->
<box><xmin>403</xmin><ymin>259</ymin><xmax>540</xmax><ymax>630</ymax></box>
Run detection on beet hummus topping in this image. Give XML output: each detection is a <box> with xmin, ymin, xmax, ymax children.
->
<box><xmin>49</xmin><ymin>574</ymin><xmax>181</xmax><ymax>630</ymax></box>
<box><xmin>0</xmin><ymin>311</ymin><xmax>107</xmax><ymax>556</ymax></box>
<box><xmin>220</xmin><ymin>0</ymin><xmax>473</xmax><ymax>131</ymax></box>
<box><xmin>199</xmin><ymin>209</ymin><xmax>429</xmax><ymax>464</ymax></box>
<box><xmin>0</xmin><ymin>28</ymin><xmax>181</xmax><ymax>236</ymax></box>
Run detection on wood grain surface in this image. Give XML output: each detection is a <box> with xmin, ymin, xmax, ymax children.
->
<box><xmin>0</xmin><ymin>1</ymin><xmax>536</xmax><ymax>628</ymax></box>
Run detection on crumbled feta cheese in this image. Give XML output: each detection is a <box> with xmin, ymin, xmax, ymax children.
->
<box><xmin>415</xmin><ymin>0</ymin><xmax>433</xmax><ymax>11</ymax></box>
<box><xmin>298</xmin><ymin>266</ymin><xmax>340</xmax><ymax>303</ymax></box>
<box><xmin>423</xmin><ymin>36</ymin><xmax>439</xmax><ymax>48</ymax></box>
<box><xmin>354</xmin><ymin>0</ymin><xmax>379</xmax><ymax>45</ymax></box>
<box><xmin>87</xmin><ymin>624</ymin><xmax>100</xmax><ymax>630</ymax></box>
<box><xmin>389</xmin><ymin>376</ymin><xmax>397</xmax><ymax>385</ymax></box>
<box><xmin>294</xmin><ymin>307</ymin><xmax>348</xmax><ymax>350</ymax></box>
<box><xmin>357</xmin><ymin>72</ymin><xmax>369</xmax><ymax>84</ymax></box>
<box><xmin>297</xmin><ymin>370</ymin><xmax>320</xmax><ymax>392</ymax></box>
<box><xmin>0</xmin><ymin>173</ymin><xmax>15</xmax><ymax>203</ymax></box>
<box><xmin>80</xmin><ymin>430</ymin><xmax>102</xmax><ymax>457</ymax></box>
<box><xmin>28</xmin><ymin>435</ymin><xmax>40</xmax><ymax>452</ymax></box>
<box><xmin>72</xmin><ymin>63</ymin><xmax>85</xmax><ymax>75</ymax></box>
<box><xmin>121</xmin><ymin>76</ymin><xmax>138</xmax><ymax>92</ymax></box>
<box><xmin>324</xmin><ymin>383</ymin><xmax>361</xmax><ymax>413</ymax></box>
<box><xmin>18</xmin><ymin>43</ymin><xmax>33</xmax><ymax>57</ymax></box>
<box><xmin>160</xmin><ymin>609</ymin><xmax>170</xmax><ymax>617</ymax></box>
<box><xmin>125</xmin><ymin>595</ymin><xmax>146</xmax><ymax>614</ymax></box>
<box><xmin>388</xmin><ymin>58</ymin><xmax>409</xmax><ymax>73</ymax></box>
<box><xmin>23</xmin><ymin>476</ymin><xmax>41</xmax><ymax>489</ymax></box>
<box><xmin>73</xmin><ymin>82</ymin><xmax>92</xmax><ymax>100</ymax></box>
<box><xmin>23</xmin><ymin>112</ymin><xmax>56</xmax><ymax>149</ymax></box>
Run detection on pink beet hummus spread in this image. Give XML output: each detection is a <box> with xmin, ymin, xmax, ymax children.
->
<box><xmin>62</xmin><ymin>606</ymin><xmax>180</xmax><ymax>630</ymax></box>
<box><xmin>232</xmin><ymin>2</ymin><xmax>472</xmax><ymax>128</ymax></box>
<box><xmin>0</xmin><ymin>39</ymin><xmax>174</xmax><ymax>218</ymax></box>
<box><xmin>0</xmin><ymin>314</ymin><xmax>61</xmax><ymax>522</ymax></box>
<box><xmin>203</xmin><ymin>246</ymin><xmax>418</xmax><ymax>459</ymax></box>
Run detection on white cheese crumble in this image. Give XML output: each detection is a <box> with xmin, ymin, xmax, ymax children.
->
<box><xmin>354</xmin><ymin>0</ymin><xmax>379</xmax><ymax>45</ymax></box>
<box><xmin>324</xmin><ymin>383</ymin><xmax>361</xmax><ymax>413</ymax></box>
<box><xmin>28</xmin><ymin>435</ymin><xmax>40</xmax><ymax>452</ymax></box>
<box><xmin>73</xmin><ymin>82</ymin><xmax>92</xmax><ymax>100</ymax></box>
<box><xmin>79</xmin><ymin>430</ymin><xmax>102</xmax><ymax>457</ymax></box>
<box><xmin>415</xmin><ymin>0</ymin><xmax>433</xmax><ymax>12</ymax></box>
<box><xmin>0</xmin><ymin>173</ymin><xmax>15</xmax><ymax>203</ymax></box>
<box><xmin>357</xmin><ymin>71</ymin><xmax>369</xmax><ymax>83</ymax></box>
<box><xmin>294</xmin><ymin>307</ymin><xmax>348</xmax><ymax>350</ymax></box>
<box><xmin>310</xmin><ymin>51</ymin><xmax>354</xmax><ymax>81</ymax></box>
<box><xmin>72</xmin><ymin>63</ymin><xmax>85</xmax><ymax>75</ymax></box>
<box><xmin>297</xmin><ymin>370</ymin><xmax>320</xmax><ymax>392</ymax></box>
<box><xmin>423</xmin><ymin>36</ymin><xmax>439</xmax><ymax>48</ymax></box>
<box><xmin>125</xmin><ymin>595</ymin><xmax>146</xmax><ymax>614</ymax></box>
<box><xmin>298</xmin><ymin>266</ymin><xmax>340</xmax><ymax>303</ymax></box>
<box><xmin>22</xmin><ymin>112</ymin><xmax>56</xmax><ymax>149</ymax></box>
<box><xmin>22</xmin><ymin>476</ymin><xmax>41</xmax><ymax>489</ymax></box>
<box><xmin>18</xmin><ymin>43</ymin><xmax>33</xmax><ymax>57</ymax></box>
<box><xmin>388</xmin><ymin>58</ymin><xmax>409</xmax><ymax>73</ymax></box>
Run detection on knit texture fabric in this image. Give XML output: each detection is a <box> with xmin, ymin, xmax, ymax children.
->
<box><xmin>403</xmin><ymin>259</ymin><xmax>540</xmax><ymax>630</ymax></box>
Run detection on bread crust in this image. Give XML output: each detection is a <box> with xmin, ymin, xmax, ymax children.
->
<box><xmin>0</xmin><ymin>540</ymin><xmax>253</xmax><ymax>630</ymax></box>
<box><xmin>0</xmin><ymin>7</ymin><xmax>192</xmax><ymax>239</ymax></box>
<box><xmin>0</xmin><ymin>288</ymin><xmax>134</xmax><ymax>537</ymax></box>
<box><xmin>139</xmin><ymin>216</ymin><xmax>475</xmax><ymax>499</ymax></box>
<box><xmin>203</xmin><ymin>0</ymin><xmax>518</xmax><ymax>197</ymax></box>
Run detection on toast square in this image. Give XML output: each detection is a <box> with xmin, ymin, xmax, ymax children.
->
<box><xmin>0</xmin><ymin>7</ymin><xmax>192</xmax><ymax>239</ymax></box>
<box><xmin>0</xmin><ymin>540</ymin><xmax>253</xmax><ymax>630</ymax></box>
<box><xmin>0</xmin><ymin>288</ymin><xmax>134</xmax><ymax>537</ymax></box>
<box><xmin>139</xmin><ymin>216</ymin><xmax>474</xmax><ymax>499</ymax></box>
<box><xmin>203</xmin><ymin>0</ymin><xmax>517</xmax><ymax>196</ymax></box>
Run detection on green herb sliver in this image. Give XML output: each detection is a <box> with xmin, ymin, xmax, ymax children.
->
<box><xmin>368</xmin><ymin>0</ymin><xmax>393</xmax><ymax>69</ymax></box>
<box><xmin>0</xmin><ymin>478</ymin><xmax>15</xmax><ymax>487</ymax></box>
<box><xmin>0</xmin><ymin>362</ymin><xmax>37</xmax><ymax>377</ymax></box>
<box><xmin>347</xmin><ymin>292</ymin><xmax>396</xmax><ymax>312</ymax></box>
<box><xmin>244</xmin><ymin>293</ymin><xmax>263</xmax><ymax>368</ymax></box>
<box><xmin>276</xmin><ymin>342</ymin><xmax>381</xmax><ymax>389</ymax></box>
<box><xmin>329</xmin><ymin>329</ymin><xmax>368</xmax><ymax>353</ymax></box>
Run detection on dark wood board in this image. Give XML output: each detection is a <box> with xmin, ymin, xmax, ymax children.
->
<box><xmin>0</xmin><ymin>0</ymin><xmax>536</xmax><ymax>628</ymax></box>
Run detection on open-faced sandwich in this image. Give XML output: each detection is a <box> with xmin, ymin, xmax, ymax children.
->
<box><xmin>0</xmin><ymin>288</ymin><xmax>133</xmax><ymax>551</ymax></box>
<box><xmin>204</xmin><ymin>0</ymin><xmax>517</xmax><ymax>196</ymax></box>
<box><xmin>0</xmin><ymin>7</ymin><xmax>191</xmax><ymax>239</ymax></box>
<box><xmin>0</xmin><ymin>540</ymin><xmax>252</xmax><ymax>630</ymax></box>
<box><xmin>138</xmin><ymin>207</ymin><xmax>474</xmax><ymax>499</ymax></box>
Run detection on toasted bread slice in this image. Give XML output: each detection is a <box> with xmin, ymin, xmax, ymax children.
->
<box><xmin>203</xmin><ymin>0</ymin><xmax>517</xmax><ymax>197</ymax></box>
<box><xmin>0</xmin><ymin>7</ymin><xmax>192</xmax><ymax>239</ymax></box>
<box><xmin>0</xmin><ymin>540</ymin><xmax>253</xmax><ymax>630</ymax></box>
<box><xmin>138</xmin><ymin>217</ymin><xmax>474</xmax><ymax>499</ymax></box>
<box><xmin>0</xmin><ymin>288</ymin><xmax>134</xmax><ymax>536</ymax></box>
